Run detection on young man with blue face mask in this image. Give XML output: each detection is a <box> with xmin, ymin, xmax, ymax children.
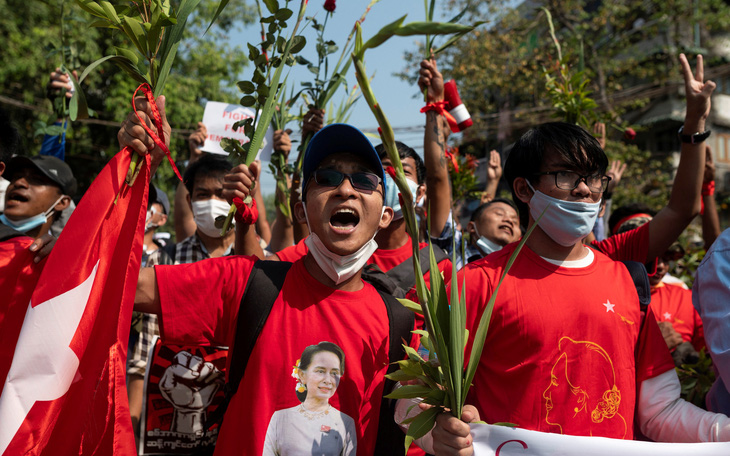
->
<box><xmin>1</xmin><ymin>155</ymin><xmax>76</xmax><ymax>239</ymax></box>
<box><xmin>426</xmin><ymin>54</ymin><xmax>730</xmax><ymax>454</ymax></box>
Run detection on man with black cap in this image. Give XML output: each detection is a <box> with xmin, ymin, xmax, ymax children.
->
<box><xmin>1</xmin><ymin>155</ymin><xmax>76</xmax><ymax>239</ymax></box>
<box><xmin>121</xmin><ymin>92</ymin><xmax>416</xmax><ymax>454</ymax></box>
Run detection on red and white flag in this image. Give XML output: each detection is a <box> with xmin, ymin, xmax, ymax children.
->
<box><xmin>0</xmin><ymin>149</ymin><xmax>149</xmax><ymax>455</ymax></box>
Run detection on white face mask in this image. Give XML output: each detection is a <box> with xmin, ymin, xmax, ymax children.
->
<box><xmin>145</xmin><ymin>206</ymin><xmax>159</xmax><ymax>232</ymax></box>
<box><xmin>0</xmin><ymin>195</ymin><xmax>65</xmax><ymax>234</ymax></box>
<box><xmin>302</xmin><ymin>202</ymin><xmax>383</xmax><ymax>285</ymax></box>
<box><xmin>192</xmin><ymin>199</ymin><xmax>234</xmax><ymax>238</ymax></box>
<box><xmin>526</xmin><ymin>181</ymin><xmax>600</xmax><ymax>247</ymax></box>
<box><xmin>473</xmin><ymin>226</ymin><xmax>504</xmax><ymax>256</ymax></box>
<box><xmin>384</xmin><ymin>174</ymin><xmax>420</xmax><ymax>221</ymax></box>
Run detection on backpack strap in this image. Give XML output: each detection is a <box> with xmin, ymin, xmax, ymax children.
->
<box><xmin>373</xmin><ymin>289</ymin><xmax>416</xmax><ymax>455</ymax></box>
<box><xmin>621</xmin><ymin>260</ymin><xmax>651</xmax><ymax>329</ymax></box>
<box><xmin>380</xmin><ymin>244</ymin><xmax>449</xmax><ymax>293</ymax></box>
<box><xmin>361</xmin><ymin>264</ymin><xmax>408</xmax><ymax>298</ymax></box>
<box><xmin>205</xmin><ymin>260</ymin><xmax>292</xmax><ymax>429</ymax></box>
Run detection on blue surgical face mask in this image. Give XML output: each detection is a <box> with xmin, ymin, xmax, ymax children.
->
<box><xmin>0</xmin><ymin>195</ymin><xmax>65</xmax><ymax>234</ymax></box>
<box><xmin>526</xmin><ymin>181</ymin><xmax>600</xmax><ymax>247</ymax></box>
<box><xmin>473</xmin><ymin>226</ymin><xmax>503</xmax><ymax>256</ymax></box>
<box><xmin>384</xmin><ymin>174</ymin><xmax>420</xmax><ymax>221</ymax></box>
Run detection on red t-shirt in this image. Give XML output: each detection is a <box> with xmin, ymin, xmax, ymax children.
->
<box><xmin>591</xmin><ymin>222</ymin><xmax>650</xmax><ymax>263</ymax></box>
<box><xmin>650</xmin><ymin>282</ymin><xmax>706</xmax><ymax>351</ymax></box>
<box><xmin>156</xmin><ymin>256</ymin><xmax>415</xmax><ymax>456</ymax></box>
<box><xmin>452</xmin><ymin>244</ymin><xmax>674</xmax><ymax>439</ymax></box>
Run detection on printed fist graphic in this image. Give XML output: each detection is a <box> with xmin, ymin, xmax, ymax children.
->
<box><xmin>159</xmin><ymin>350</ymin><xmax>224</xmax><ymax>436</ymax></box>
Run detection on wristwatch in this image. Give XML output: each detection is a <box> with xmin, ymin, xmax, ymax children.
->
<box><xmin>678</xmin><ymin>126</ymin><xmax>711</xmax><ymax>144</ymax></box>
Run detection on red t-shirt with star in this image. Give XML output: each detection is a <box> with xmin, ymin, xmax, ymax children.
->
<box><xmin>650</xmin><ymin>282</ymin><xmax>706</xmax><ymax>351</ymax></box>
<box><xmin>156</xmin><ymin>256</ymin><xmax>416</xmax><ymax>456</ymax></box>
<box><xmin>451</xmin><ymin>243</ymin><xmax>674</xmax><ymax>439</ymax></box>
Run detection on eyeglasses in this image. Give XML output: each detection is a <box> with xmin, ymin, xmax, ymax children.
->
<box><xmin>313</xmin><ymin>168</ymin><xmax>382</xmax><ymax>192</ymax></box>
<box><xmin>533</xmin><ymin>170</ymin><xmax>611</xmax><ymax>193</ymax></box>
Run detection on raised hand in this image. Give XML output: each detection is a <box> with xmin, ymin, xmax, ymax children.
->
<box><xmin>117</xmin><ymin>95</ymin><xmax>170</xmax><ymax>170</ymax></box>
<box><xmin>418</xmin><ymin>59</ymin><xmax>445</xmax><ymax>103</ymax></box>
<box><xmin>679</xmin><ymin>53</ymin><xmax>715</xmax><ymax>125</ymax></box>
<box><xmin>606</xmin><ymin>160</ymin><xmax>627</xmax><ymax>193</ymax></box>
<box><xmin>188</xmin><ymin>122</ymin><xmax>207</xmax><ymax>164</ymax></box>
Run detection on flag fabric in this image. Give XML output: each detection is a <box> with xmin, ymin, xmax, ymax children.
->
<box><xmin>0</xmin><ymin>148</ymin><xmax>150</xmax><ymax>456</ymax></box>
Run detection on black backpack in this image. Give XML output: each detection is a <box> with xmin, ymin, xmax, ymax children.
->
<box><xmin>361</xmin><ymin>244</ymin><xmax>449</xmax><ymax>298</ymax></box>
<box><xmin>206</xmin><ymin>260</ymin><xmax>415</xmax><ymax>454</ymax></box>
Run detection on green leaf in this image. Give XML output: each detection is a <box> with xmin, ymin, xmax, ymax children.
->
<box><xmin>397</xmin><ymin>298</ymin><xmax>422</xmax><ymax>314</ymax></box>
<box><xmin>237</xmin><ymin>81</ymin><xmax>256</xmax><ymax>93</ymax></box>
<box><xmin>121</xmin><ymin>16</ymin><xmax>148</xmax><ymax>56</ymax></box>
<box><xmin>204</xmin><ymin>0</ymin><xmax>230</xmax><ymax>35</ymax></box>
<box><xmin>240</xmin><ymin>95</ymin><xmax>256</xmax><ymax>107</ymax></box>
<box><xmin>393</xmin><ymin>21</ymin><xmax>473</xmax><ymax>38</ymax></box>
<box><xmin>290</xmin><ymin>35</ymin><xmax>307</xmax><ymax>54</ymax></box>
<box><xmin>358</xmin><ymin>15</ymin><xmax>407</xmax><ymax>57</ymax></box>
<box><xmin>262</xmin><ymin>0</ymin><xmax>279</xmax><ymax>14</ymax></box>
<box><xmin>384</xmin><ymin>384</ymin><xmax>433</xmax><ymax>400</ymax></box>
<box><xmin>114</xmin><ymin>46</ymin><xmax>139</xmax><ymax>66</ymax></box>
<box><xmin>75</xmin><ymin>0</ymin><xmax>107</xmax><ymax>19</ymax></box>
<box><xmin>98</xmin><ymin>0</ymin><xmax>121</xmax><ymax>25</ymax></box>
<box><xmin>156</xmin><ymin>0</ymin><xmax>203</xmax><ymax>97</ymax></box>
<box><xmin>404</xmin><ymin>407</ymin><xmax>440</xmax><ymax>453</ymax></box>
<box><xmin>275</xmin><ymin>8</ymin><xmax>292</xmax><ymax>20</ymax></box>
<box><xmin>68</xmin><ymin>71</ymin><xmax>88</xmax><ymax>121</ymax></box>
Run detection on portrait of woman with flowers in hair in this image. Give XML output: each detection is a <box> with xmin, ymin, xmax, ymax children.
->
<box><xmin>263</xmin><ymin>341</ymin><xmax>356</xmax><ymax>455</ymax></box>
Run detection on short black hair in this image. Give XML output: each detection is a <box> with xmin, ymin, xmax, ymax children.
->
<box><xmin>503</xmin><ymin>122</ymin><xmax>608</xmax><ymax>224</ymax></box>
<box><xmin>470</xmin><ymin>198</ymin><xmax>519</xmax><ymax>223</ymax></box>
<box><xmin>375</xmin><ymin>141</ymin><xmax>426</xmax><ymax>185</ymax></box>
<box><xmin>0</xmin><ymin>107</ymin><xmax>21</xmax><ymax>164</ymax></box>
<box><xmin>183</xmin><ymin>154</ymin><xmax>232</xmax><ymax>195</ymax></box>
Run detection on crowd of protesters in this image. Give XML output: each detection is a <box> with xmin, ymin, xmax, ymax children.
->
<box><xmin>3</xmin><ymin>52</ymin><xmax>730</xmax><ymax>456</ymax></box>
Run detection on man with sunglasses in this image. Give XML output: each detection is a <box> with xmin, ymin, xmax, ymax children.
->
<box><xmin>426</xmin><ymin>54</ymin><xmax>730</xmax><ymax>454</ymax></box>
<box><xmin>123</xmin><ymin>99</ymin><xmax>422</xmax><ymax>453</ymax></box>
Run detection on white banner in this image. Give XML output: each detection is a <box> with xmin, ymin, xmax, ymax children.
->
<box><xmin>200</xmin><ymin>101</ymin><xmax>274</xmax><ymax>161</ymax></box>
<box><xmin>472</xmin><ymin>423</ymin><xmax>730</xmax><ymax>455</ymax></box>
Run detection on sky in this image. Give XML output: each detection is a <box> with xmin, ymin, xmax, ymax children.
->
<box><xmin>227</xmin><ymin>0</ymin><xmax>454</xmax><ymax>194</ymax></box>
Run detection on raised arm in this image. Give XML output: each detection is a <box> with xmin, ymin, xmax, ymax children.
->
<box><xmin>419</xmin><ymin>59</ymin><xmax>452</xmax><ymax>236</ymax></box>
<box><xmin>175</xmin><ymin>122</ymin><xmax>207</xmax><ymax>241</ymax></box>
<box><xmin>269</xmin><ymin>129</ymin><xmax>295</xmax><ymax>252</ymax></box>
<box><xmin>481</xmin><ymin>150</ymin><xmax>502</xmax><ymax>204</ymax></box>
<box><xmin>646</xmin><ymin>54</ymin><xmax>715</xmax><ymax>263</ymax></box>
<box><xmin>702</xmin><ymin>145</ymin><xmax>721</xmax><ymax>250</ymax></box>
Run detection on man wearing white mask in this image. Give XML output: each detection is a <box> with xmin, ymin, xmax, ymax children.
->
<box><xmin>1</xmin><ymin>155</ymin><xmax>76</xmax><ymax>239</ymax></box>
<box><xmin>427</xmin><ymin>54</ymin><xmax>730</xmax><ymax>454</ymax></box>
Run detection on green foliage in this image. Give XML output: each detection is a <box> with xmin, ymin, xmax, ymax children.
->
<box><xmin>604</xmin><ymin>139</ymin><xmax>672</xmax><ymax>211</ymax></box>
<box><xmin>0</xmin><ymin>0</ymin><xmax>254</xmax><ymax>201</ymax></box>
<box><xmin>676</xmin><ymin>349</ymin><xmax>716</xmax><ymax>408</ymax></box>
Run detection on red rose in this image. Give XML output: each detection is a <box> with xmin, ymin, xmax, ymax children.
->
<box><xmin>624</xmin><ymin>127</ymin><xmax>636</xmax><ymax>141</ymax></box>
<box><xmin>324</xmin><ymin>0</ymin><xmax>336</xmax><ymax>12</ymax></box>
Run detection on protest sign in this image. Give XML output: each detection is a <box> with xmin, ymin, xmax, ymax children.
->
<box><xmin>200</xmin><ymin>101</ymin><xmax>274</xmax><ymax>161</ymax></box>
<box><xmin>471</xmin><ymin>423</ymin><xmax>730</xmax><ymax>455</ymax></box>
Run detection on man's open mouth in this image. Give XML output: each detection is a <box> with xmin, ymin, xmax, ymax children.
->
<box><xmin>329</xmin><ymin>208</ymin><xmax>360</xmax><ymax>233</ymax></box>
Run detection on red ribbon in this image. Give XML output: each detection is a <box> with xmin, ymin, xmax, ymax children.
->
<box><xmin>444</xmin><ymin>149</ymin><xmax>459</xmax><ymax>173</ymax></box>
<box><xmin>131</xmin><ymin>84</ymin><xmax>182</xmax><ymax>181</ymax></box>
<box><xmin>420</xmin><ymin>101</ymin><xmax>459</xmax><ymax>133</ymax></box>
<box><xmin>233</xmin><ymin>197</ymin><xmax>259</xmax><ymax>224</ymax></box>
<box><xmin>702</xmin><ymin>180</ymin><xmax>715</xmax><ymax>197</ymax></box>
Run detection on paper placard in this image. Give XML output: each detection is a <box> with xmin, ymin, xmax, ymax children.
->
<box><xmin>200</xmin><ymin>101</ymin><xmax>274</xmax><ymax>161</ymax></box>
<box><xmin>471</xmin><ymin>422</ymin><xmax>730</xmax><ymax>455</ymax></box>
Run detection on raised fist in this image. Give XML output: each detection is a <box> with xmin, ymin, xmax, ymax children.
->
<box><xmin>159</xmin><ymin>350</ymin><xmax>224</xmax><ymax>436</ymax></box>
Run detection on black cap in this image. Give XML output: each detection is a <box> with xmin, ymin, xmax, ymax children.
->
<box><xmin>301</xmin><ymin>124</ymin><xmax>385</xmax><ymax>198</ymax></box>
<box><xmin>5</xmin><ymin>155</ymin><xmax>77</xmax><ymax>197</ymax></box>
<box><xmin>150</xmin><ymin>184</ymin><xmax>170</xmax><ymax>214</ymax></box>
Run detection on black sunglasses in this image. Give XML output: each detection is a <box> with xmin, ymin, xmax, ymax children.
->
<box><xmin>313</xmin><ymin>169</ymin><xmax>382</xmax><ymax>192</ymax></box>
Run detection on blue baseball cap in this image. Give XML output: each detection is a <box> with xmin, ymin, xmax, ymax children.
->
<box><xmin>301</xmin><ymin>124</ymin><xmax>385</xmax><ymax>199</ymax></box>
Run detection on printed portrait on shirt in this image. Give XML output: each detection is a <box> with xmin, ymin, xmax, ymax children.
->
<box><xmin>262</xmin><ymin>341</ymin><xmax>357</xmax><ymax>455</ymax></box>
<box><xmin>542</xmin><ymin>337</ymin><xmax>626</xmax><ymax>439</ymax></box>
